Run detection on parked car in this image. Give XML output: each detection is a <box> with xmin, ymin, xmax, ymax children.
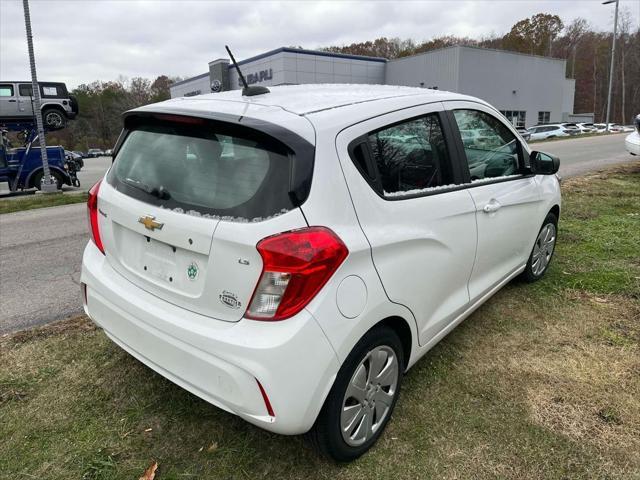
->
<box><xmin>516</xmin><ymin>127</ymin><xmax>531</xmax><ymax>142</ymax></box>
<box><xmin>0</xmin><ymin>81</ymin><xmax>78</xmax><ymax>130</ymax></box>
<box><xmin>575</xmin><ymin>122</ymin><xmax>596</xmax><ymax>133</ymax></box>
<box><xmin>625</xmin><ymin>114</ymin><xmax>640</xmax><ymax>156</ymax></box>
<box><xmin>104</xmin><ymin>148</ymin><xmax>114</xmax><ymax>156</ymax></box>
<box><xmin>558</xmin><ymin>123</ymin><xmax>581</xmax><ymax>134</ymax></box>
<box><xmin>72</xmin><ymin>150</ymin><xmax>88</xmax><ymax>159</ymax></box>
<box><xmin>81</xmin><ymin>85</ymin><xmax>561</xmax><ymax>461</ymax></box>
<box><xmin>527</xmin><ymin>124</ymin><xmax>573</xmax><ymax>141</ymax></box>
<box><xmin>593</xmin><ymin>123</ymin><xmax>623</xmax><ymax>133</ymax></box>
<box><xmin>87</xmin><ymin>148</ymin><xmax>104</xmax><ymax>158</ymax></box>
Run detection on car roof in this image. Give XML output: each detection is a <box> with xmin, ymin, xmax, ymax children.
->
<box><xmin>131</xmin><ymin>84</ymin><xmax>483</xmax><ymax>142</ymax></box>
<box><xmin>174</xmin><ymin>84</ymin><xmax>472</xmax><ymax>115</ymax></box>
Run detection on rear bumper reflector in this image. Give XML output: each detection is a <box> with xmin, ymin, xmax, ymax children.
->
<box><xmin>256</xmin><ymin>378</ymin><xmax>275</xmax><ymax>417</ymax></box>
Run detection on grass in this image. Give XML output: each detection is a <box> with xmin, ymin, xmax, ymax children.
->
<box><xmin>0</xmin><ymin>191</ymin><xmax>88</xmax><ymax>214</ymax></box>
<box><xmin>1</xmin><ymin>164</ymin><xmax>639</xmax><ymax>479</ymax></box>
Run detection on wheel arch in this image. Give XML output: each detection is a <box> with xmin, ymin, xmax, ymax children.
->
<box><xmin>26</xmin><ymin>166</ymin><xmax>68</xmax><ymax>188</ymax></box>
<box><xmin>40</xmin><ymin>103</ymin><xmax>66</xmax><ymax>114</ymax></box>
<box><xmin>375</xmin><ymin>316</ymin><xmax>413</xmax><ymax>370</ymax></box>
<box><xmin>549</xmin><ymin>204</ymin><xmax>560</xmax><ymax>220</ymax></box>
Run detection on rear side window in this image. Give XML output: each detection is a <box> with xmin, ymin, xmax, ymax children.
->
<box><xmin>107</xmin><ymin>118</ymin><xmax>299</xmax><ymax>220</ymax></box>
<box><xmin>452</xmin><ymin>109</ymin><xmax>521</xmax><ymax>181</ymax></box>
<box><xmin>42</xmin><ymin>86</ymin><xmax>59</xmax><ymax>97</ymax></box>
<box><xmin>367</xmin><ymin>113</ymin><xmax>454</xmax><ymax>196</ymax></box>
<box><xmin>19</xmin><ymin>84</ymin><xmax>33</xmax><ymax>96</ymax></box>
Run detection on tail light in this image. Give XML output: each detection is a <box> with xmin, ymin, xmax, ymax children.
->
<box><xmin>87</xmin><ymin>180</ymin><xmax>105</xmax><ymax>254</ymax></box>
<box><xmin>246</xmin><ymin>227</ymin><xmax>348</xmax><ymax>321</ymax></box>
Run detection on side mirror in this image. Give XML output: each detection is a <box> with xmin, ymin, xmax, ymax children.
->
<box><xmin>529</xmin><ymin>151</ymin><xmax>560</xmax><ymax>175</ymax></box>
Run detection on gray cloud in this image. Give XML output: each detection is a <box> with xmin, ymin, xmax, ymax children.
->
<box><xmin>1</xmin><ymin>0</ymin><xmax>638</xmax><ymax>88</ymax></box>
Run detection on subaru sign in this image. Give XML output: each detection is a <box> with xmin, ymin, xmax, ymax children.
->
<box><xmin>238</xmin><ymin>68</ymin><xmax>273</xmax><ymax>87</ymax></box>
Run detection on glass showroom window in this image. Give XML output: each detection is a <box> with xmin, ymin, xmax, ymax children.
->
<box><xmin>538</xmin><ymin>111</ymin><xmax>551</xmax><ymax>124</ymax></box>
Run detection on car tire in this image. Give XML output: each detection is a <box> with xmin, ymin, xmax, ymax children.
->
<box><xmin>31</xmin><ymin>170</ymin><xmax>63</xmax><ymax>190</ymax></box>
<box><xmin>521</xmin><ymin>212</ymin><xmax>558</xmax><ymax>283</ymax></box>
<box><xmin>42</xmin><ymin>108</ymin><xmax>66</xmax><ymax>130</ymax></box>
<box><xmin>308</xmin><ymin>325</ymin><xmax>404</xmax><ymax>462</ymax></box>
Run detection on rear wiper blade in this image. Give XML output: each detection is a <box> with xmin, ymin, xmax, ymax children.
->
<box><xmin>123</xmin><ymin>178</ymin><xmax>171</xmax><ymax>200</ymax></box>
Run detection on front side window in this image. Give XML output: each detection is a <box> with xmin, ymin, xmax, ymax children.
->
<box><xmin>0</xmin><ymin>84</ymin><xmax>14</xmax><ymax>97</ymax></box>
<box><xmin>367</xmin><ymin>113</ymin><xmax>454</xmax><ymax>196</ymax></box>
<box><xmin>19</xmin><ymin>84</ymin><xmax>33</xmax><ymax>96</ymax></box>
<box><xmin>453</xmin><ymin>109</ymin><xmax>521</xmax><ymax>182</ymax></box>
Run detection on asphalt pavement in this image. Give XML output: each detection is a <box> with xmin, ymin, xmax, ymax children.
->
<box><xmin>0</xmin><ymin>155</ymin><xmax>112</xmax><ymax>196</ymax></box>
<box><xmin>0</xmin><ymin>203</ymin><xmax>87</xmax><ymax>333</ymax></box>
<box><xmin>540</xmin><ymin>132</ymin><xmax>634</xmax><ymax>178</ymax></box>
<box><xmin>0</xmin><ymin>134</ymin><xmax>637</xmax><ymax>334</ymax></box>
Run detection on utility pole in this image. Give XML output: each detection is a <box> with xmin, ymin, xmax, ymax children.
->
<box><xmin>23</xmin><ymin>0</ymin><xmax>57</xmax><ymax>192</ymax></box>
<box><xmin>603</xmin><ymin>0</ymin><xmax>619</xmax><ymax>132</ymax></box>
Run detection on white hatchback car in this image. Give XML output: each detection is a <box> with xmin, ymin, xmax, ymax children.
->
<box><xmin>81</xmin><ymin>85</ymin><xmax>561</xmax><ymax>461</ymax></box>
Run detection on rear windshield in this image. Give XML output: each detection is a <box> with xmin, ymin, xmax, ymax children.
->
<box><xmin>107</xmin><ymin>118</ymin><xmax>297</xmax><ymax>220</ymax></box>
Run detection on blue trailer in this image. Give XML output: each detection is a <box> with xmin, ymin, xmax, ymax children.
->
<box><xmin>0</xmin><ymin>121</ymin><xmax>79</xmax><ymax>192</ymax></box>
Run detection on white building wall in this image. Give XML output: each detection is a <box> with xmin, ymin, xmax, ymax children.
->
<box><xmin>227</xmin><ymin>50</ymin><xmax>385</xmax><ymax>89</ymax></box>
<box><xmin>457</xmin><ymin>47</ymin><xmax>569</xmax><ymax>127</ymax></box>
<box><xmin>385</xmin><ymin>47</ymin><xmax>460</xmax><ymax>91</ymax></box>
<box><xmin>169</xmin><ymin>74</ymin><xmax>210</xmax><ymax>98</ymax></box>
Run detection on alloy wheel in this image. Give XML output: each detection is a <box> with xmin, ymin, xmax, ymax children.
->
<box><xmin>45</xmin><ymin>111</ymin><xmax>64</xmax><ymax>128</ymax></box>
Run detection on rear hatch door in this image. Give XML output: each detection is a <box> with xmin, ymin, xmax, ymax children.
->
<box><xmin>97</xmin><ymin>111</ymin><xmax>314</xmax><ymax>322</ymax></box>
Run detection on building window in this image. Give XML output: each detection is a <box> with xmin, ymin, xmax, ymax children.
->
<box><xmin>499</xmin><ymin>110</ymin><xmax>526</xmax><ymax>128</ymax></box>
<box><xmin>538</xmin><ymin>111</ymin><xmax>550</xmax><ymax>124</ymax></box>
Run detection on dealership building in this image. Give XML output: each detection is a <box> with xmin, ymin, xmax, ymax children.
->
<box><xmin>170</xmin><ymin>45</ymin><xmax>591</xmax><ymax>128</ymax></box>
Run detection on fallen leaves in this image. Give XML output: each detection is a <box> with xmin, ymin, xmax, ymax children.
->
<box><xmin>138</xmin><ymin>461</ymin><xmax>158</xmax><ymax>480</ymax></box>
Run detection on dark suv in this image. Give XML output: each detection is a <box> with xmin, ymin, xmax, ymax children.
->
<box><xmin>0</xmin><ymin>81</ymin><xmax>78</xmax><ymax>130</ymax></box>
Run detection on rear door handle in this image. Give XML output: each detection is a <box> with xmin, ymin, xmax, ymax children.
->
<box><xmin>8</xmin><ymin>99</ymin><xmax>17</xmax><ymax>103</ymax></box>
<box><xmin>483</xmin><ymin>199</ymin><xmax>501</xmax><ymax>213</ymax></box>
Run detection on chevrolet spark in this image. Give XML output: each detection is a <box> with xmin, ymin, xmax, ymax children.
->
<box><xmin>81</xmin><ymin>84</ymin><xmax>561</xmax><ymax>461</ymax></box>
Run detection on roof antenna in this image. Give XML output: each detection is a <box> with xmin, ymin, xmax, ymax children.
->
<box><xmin>225</xmin><ymin>45</ymin><xmax>270</xmax><ymax>97</ymax></box>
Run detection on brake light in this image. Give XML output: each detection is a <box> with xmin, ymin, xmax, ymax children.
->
<box><xmin>246</xmin><ymin>227</ymin><xmax>348</xmax><ymax>321</ymax></box>
<box><xmin>153</xmin><ymin>114</ymin><xmax>205</xmax><ymax>125</ymax></box>
<box><xmin>87</xmin><ymin>180</ymin><xmax>104</xmax><ymax>254</ymax></box>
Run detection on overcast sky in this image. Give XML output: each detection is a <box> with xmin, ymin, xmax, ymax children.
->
<box><xmin>1</xmin><ymin>0</ymin><xmax>638</xmax><ymax>88</ymax></box>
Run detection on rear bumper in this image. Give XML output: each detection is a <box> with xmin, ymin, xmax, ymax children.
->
<box><xmin>80</xmin><ymin>242</ymin><xmax>340</xmax><ymax>435</ymax></box>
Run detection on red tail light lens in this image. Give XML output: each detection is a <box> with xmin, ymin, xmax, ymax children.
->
<box><xmin>87</xmin><ymin>180</ymin><xmax>104</xmax><ymax>254</ymax></box>
<box><xmin>246</xmin><ymin>227</ymin><xmax>348</xmax><ymax>321</ymax></box>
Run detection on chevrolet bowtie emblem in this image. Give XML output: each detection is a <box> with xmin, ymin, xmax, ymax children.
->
<box><xmin>138</xmin><ymin>215</ymin><xmax>164</xmax><ymax>231</ymax></box>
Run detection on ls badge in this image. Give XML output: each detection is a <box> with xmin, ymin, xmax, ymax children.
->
<box><xmin>219</xmin><ymin>290</ymin><xmax>241</xmax><ymax>309</ymax></box>
<box><xmin>186</xmin><ymin>262</ymin><xmax>199</xmax><ymax>281</ymax></box>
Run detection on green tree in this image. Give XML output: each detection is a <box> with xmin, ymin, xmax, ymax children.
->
<box><xmin>502</xmin><ymin>13</ymin><xmax>564</xmax><ymax>56</ymax></box>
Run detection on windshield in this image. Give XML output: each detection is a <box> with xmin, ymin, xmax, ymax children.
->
<box><xmin>107</xmin><ymin>119</ymin><xmax>298</xmax><ymax>220</ymax></box>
